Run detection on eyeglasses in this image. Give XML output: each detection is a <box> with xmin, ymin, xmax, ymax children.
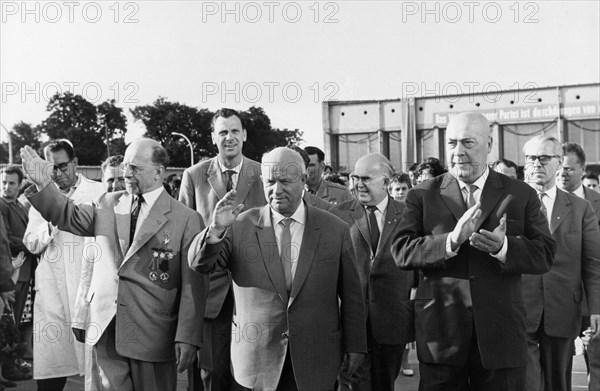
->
<box><xmin>53</xmin><ymin>161</ymin><xmax>72</xmax><ymax>172</ymax></box>
<box><xmin>119</xmin><ymin>162</ymin><xmax>161</xmax><ymax>175</ymax></box>
<box><xmin>350</xmin><ymin>175</ymin><xmax>385</xmax><ymax>184</ymax></box>
<box><xmin>525</xmin><ymin>155</ymin><xmax>561</xmax><ymax>165</ymax></box>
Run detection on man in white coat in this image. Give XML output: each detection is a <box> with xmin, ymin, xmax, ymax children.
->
<box><xmin>23</xmin><ymin>139</ymin><xmax>105</xmax><ymax>391</ymax></box>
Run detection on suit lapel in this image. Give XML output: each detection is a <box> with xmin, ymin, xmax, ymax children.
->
<box><xmin>207</xmin><ymin>158</ymin><xmax>227</xmax><ymax>200</ymax></box>
<box><xmin>256</xmin><ymin>206</ymin><xmax>289</xmax><ymax>304</ymax></box>
<box><xmin>350</xmin><ymin>200</ymin><xmax>371</xmax><ymax>252</ymax></box>
<box><xmin>234</xmin><ymin>158</ymin><xmax>258</xmax><ymax>205</ymax></box>
<box><xmin>289</xmin><ymin>204</ymin><xmax>318</xmax><ymax>307</ymax></box>
<box><xmin>377</xmin><ymin>198</ymin><xmax>403</xmax><ymax>256</ymax></box>
<box><xmin>114</xmin><ymin>192</ymin><xmax>132</xmax><ymax>261</ymax></box>
<box><xmin>440</xmin><ymin>173</ymin><xmax>466</xmax><ymax>222</ymax></box>
<box><xmin>474</xmin><ymin>171</ymin><xmax>504</xmax><ymax>232</ymax></box>
<box><xmin>121</xmin><ymin>191</ymin><xmax>170</xmax><ymax>268</ymax></box>
<box><xmin>551</xmin><ymin>189</ymin><xmax>570</xmax><ymax>233</ymax></box>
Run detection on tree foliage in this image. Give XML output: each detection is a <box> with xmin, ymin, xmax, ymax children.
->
<box><xmin>39</xmin><ymin>92</ymin><xmax>127</xmax><ymax>165</ymax></box>
<box><xmin>0</xmin><ymin>122</ymin><xmax>43</xmax><ymax>163</ymax></box>
<box><xmin>131</xmin><ymin>99</ymin><xmax>303</xmax><ymax>167</ymax></box>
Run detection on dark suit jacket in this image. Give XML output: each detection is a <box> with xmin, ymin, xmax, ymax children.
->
<box><xmin>0</xmin><ymin>198</ymin><xmax>35</xmax><ymax>281</ymax></box>
<box><xmin>0</xmin><ymin>217</ymin><xmax>15</xmax><ymax>292</ymax></box>
<box><xmin>179</xmin><ymin>156</ymin><xmax>266</xmax><ymax>318</ymax></box>
<box><xmin>28</xmin><ymin>185</ymin><xmax>206</xmax><ymax>362</ymax></box>
<box><xmin>333</xmin><ymin>198</ymin><xmax>415</xmax><ymax>345</ymax></box>
<box><xmin>392</xmin><ymin>171</ymin><xmax>556</xmax><ymax>369</ymax></box>
<box><xmin>523</xmin><ymin>188</ymin><xmax>600</xmax><ymax>338</ymax></box>
<box><xmin>189</xmin><ymin>204</ymin><xmax>367</xmax><ymax>390</ymax></box>
<box><xmin>582</xmin><ymin>186</ymin><xmax>600</xmax><ymax>317</ymax></box>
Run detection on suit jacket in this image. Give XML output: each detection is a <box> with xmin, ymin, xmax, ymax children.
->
<box><xmin>584</xmin><ymin>185</ymin><xmax>600</xmax><ymax>224</ymax></box>
<box><xmin>392</xmin><ymin>171</ymin><xmax>556</xmax><ymax>369</ymax></box>
<box><xmin>332</xmin><ymin>198</ymin><xmax>415</xmax><ymax>345</ymax></box>
<box><xmin>179</xmin><ymin>156</ymin><xmax>266</xmax><ymax>318</ymax></box>
<box><xmin>189</xmin><ymin>204</ymin><xmax>367</xmax><ymax>390</ymax></box>
<box><xmin>304</xmin><ymin>191</ymin><xmax>334</xmax><ymax>211</ymax></box>
<box><xmin>522</xmin><ymin>188</ymin><xmax>600</xmax><ymax>338</ymax></box>
<box><xmin>0</xmin><ymin>216</ymin><xmax>15</xmax><ymax>293</ymax></box>
<box><xmin>27</xmin><ymin>184</ymin><xmax>206</xmax><ymax>362</ymax></box>
<box><xmin>0</xmin><ymin>197</ymin><xmax>35</xmax><ymax>281</ymax></box>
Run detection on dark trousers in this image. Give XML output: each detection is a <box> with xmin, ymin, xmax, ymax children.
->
<box><xmin>188</xmin><ymin>288</ymin><xmax>234</xmax><ymax>391</ymax></box>
<box><xmin>36</xmin><ymin>377</ymin><xmax>67</xmax><ymax>391</ymax></box>
<box><xmin>231</xmin><ymin>349</ymin><xmax>299</xmax><ymax>391</ymax></box>
<box><xmin>419</xmin><ymin>324</ymin><xmax>526</xmax><ymax>391</ymax></box>
<box><xmin>13</xmin><ymin>279</ymin><xmax>30</xmax><ymax>327</ymax></box>
<box><xmin>348</xmin><ymin>325</ymin><xmax>403</xmax><ymax>391</ymax></box>
<box><xmin>526</xmin><ymin>325</ymin><xmax>573</xmax><ymax>391</ymax></box>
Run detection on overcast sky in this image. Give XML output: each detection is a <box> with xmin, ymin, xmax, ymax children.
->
<box><xmin>1</xmin><ymin>0</ymin><xmax>599</xmax><ymax>149</ymax></box>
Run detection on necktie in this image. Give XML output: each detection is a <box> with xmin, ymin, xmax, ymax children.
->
<box><xmin>130</xmin><ymin>195</ymin><xmax>144</xmax><ymax>245</ymax></box>
<box><xmin>366</xmin><ymin>205</ymin><xmax>380</xmax><ymax>254</ymax></box>
<box><xmin>280</xmin><ymin>218</ymin><xmax>293</xmax><ymax>292</ymax></box>
<box><xmin>224</xmin><ymin>170</ymin><xmax>235</xmax><ymax>192</ymax></box>
<box><xmin>538</xmin><ymin>192</ymin><xmax>548</xmax><ymax>221</ymax></box>
<box><xmin>465</xmin><ymin>184</ymin><xmax>478</xmax><ymax>208</ymax></box>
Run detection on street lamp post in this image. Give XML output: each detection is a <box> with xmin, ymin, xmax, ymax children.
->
<box><xmin>0</xmin><ymin>123</ymin><xmax>13</xmax><ymax>164</ymax></box>
<box><xmin>172</xmin><ymin>132</ymin><xmax>194</xmax><ymax>167</ymax></box>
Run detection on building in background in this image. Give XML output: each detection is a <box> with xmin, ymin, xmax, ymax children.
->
<box><xmin>323</xmin><ymin>83</ymin><xmax>600</xmax><ymax>175</ymax></box>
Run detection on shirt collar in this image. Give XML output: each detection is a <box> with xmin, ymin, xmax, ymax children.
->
<box><xmin>571</xmin><ymin>184</ymin><xmax>585</xmax><ymax>199</ymax></box>
<box><xmin>64</xmin><ymin>174</ymin><xmax>82</xmax><ymax>196</ymax></box>
<box><xmin>540</xmin><ymin>185</ymin><xmax>557</xmax><ymax>201</ymax></box>
<box><xmin>217</xmin><ymin>157</ymin><xmax>243</xmax><ymax>174</ymax></box>
<box><xmin>271</xmin><ymin>201</ymin><xmax>306</xmax><ymax>227</ymax></box>
<box><xmin>364</xmin><ymin>195</ymin><xmax>389</xmax><ymax>214</ymax></box>
<box><xmin>137</xmin><ymin>186</ymin><xmax>164</xmax><ymax>209</ymax></box>
<box><xmin>457</xmin><ymin>166</ymin><xmax>489</xmax><ymax>191</ymax></box>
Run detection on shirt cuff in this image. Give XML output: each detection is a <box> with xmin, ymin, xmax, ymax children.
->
<box><xmin>490</xmin><ymin>237</ymin><xmax>508</xmax><ymax>263</ymax></box>
<box><xmin>445</xmin><ymin>234</ymin><xmax>459</xmax><ymax>259</ymax></box>
<box><xmin>206</xmin><ymin>226</ymin><xmax>227</xmax><ymax>244</ymax></box>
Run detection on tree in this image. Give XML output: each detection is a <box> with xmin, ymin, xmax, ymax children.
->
<box><xmin>6</xmin><ymin>122</ymin><xmax>43</xmax><ymax>163</ymax></box>
<box><xmin>130</xmin><ymin>98</ymin><xmax>214</xmax><ymax>168</ymax></box>
<box><xmin>40</xmin><ymin>92</ymin><xmax>127</xmax><ymax>165</ymax></box>
<box><xmin>130</xmin><ymin>100</ymin><xmax>303</xmax><ymax>167</ymax></box>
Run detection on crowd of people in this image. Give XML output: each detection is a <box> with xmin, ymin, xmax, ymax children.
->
<box><xmin>0</xmin><ymin>108</ymin><xmax>599</xmax><ymax>391</ymax></box>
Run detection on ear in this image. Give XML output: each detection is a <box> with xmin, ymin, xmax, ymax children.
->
<box><xmin>72</xmin><ymin>157</ymin><xmax>79</xmax><ymax>166</ymax></box>
<box><xmin>487</xmin><ymin>136</ymin><xmax>493</xmax><ymax>153</ymax></box>
<box><xmin>242</xmin><ymin>128</ymin><xmax>247</xmax><ymax>142</ymax></box>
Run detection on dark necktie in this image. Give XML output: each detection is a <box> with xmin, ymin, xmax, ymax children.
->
<box><xmin>465</xmin><ymin>184</ymin><xmax>478</xmax><ymax>208</ymax></box>
<box><xmin>224</xmin><ymin>170</ymin><xmax>235</xmax><ymax>192</ymax></box>
<box><xmin>130</xmin><ymin>195</ymin><xmax>144</xmax><ymax>244</ymax></box>
<box><xmin>538</xmin><ymin>192</ymin><xmax>548</xmax><ymax>222</ymax></box>
<box><xmin>366</xmin><ymin>205</ymin><xmax>380</xmax><ymax>254</ymax></box>
<box><xmin>280</xmin><ymin>218</ymin><xmax>293</xmax><ymax>293</ymax></box>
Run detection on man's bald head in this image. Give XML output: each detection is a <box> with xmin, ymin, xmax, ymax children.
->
<box><xmin>261</xmin><ymin>147</ymin><xmax>307</xmax><ymax>217</ymax></box>
<box><xmin>446</xmin><ymin>112</ymin><xmax>493</xmax><ymax>184</ymax></box>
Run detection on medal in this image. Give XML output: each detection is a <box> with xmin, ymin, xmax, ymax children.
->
<box><xmin>160</xmin><ymin>272</ymin><xmax>170</xmax><ymax>283</ymax></box>
<box><xmin>150</xmin><ymin>242</ymin><xmax>173</xmax><ymax>284</ymax></box>
<box><xmin>149</xmin><ymin>270</ymin><xmax>159</xmax><ymax>281</ymax></box>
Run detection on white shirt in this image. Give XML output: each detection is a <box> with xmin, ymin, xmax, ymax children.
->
<box><xmin>271</xmin><ymin>202</ymin><xmax>306</xmax><ymax>280</ymax></box>
<box><xmin>446</xmin><ymin>167</ymin><xmax>508</xmax><ymax>262</ymax></box>
<box><xmin>538</xmin><ymin>185</ymin><xmax>557</xmax><ymax>223</ymax></box>
<box><xmin>134</xmin><ymin>186</ymin><xmax>165</xmax><ymax>233</ymax></box>
<box><xmin>217</xmin><ymin>158</ymin><xmax>243</xmax><ymax>189</ymax></box>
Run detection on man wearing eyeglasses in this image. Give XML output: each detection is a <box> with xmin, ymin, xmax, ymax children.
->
<box><xmin>22</xmin><ymin>139</ymin><xmax>106</xmax><ymax>391</ymax></box>
<box><xmin>332</xmin><ymin>153</ymin><xmax>416</xmax><ymax>391</ymax></box>
<box><xmin>393</xmin><ymin>112</ymin><xmax>556</xmax><ymax>391</ymax></box>
<box><xmin>522</xmin><ymin>136</ymin><xmax>600</xmax><ymax>391</ymax></box>
<box><xmin>21</xmin><ymin>138</ymin><xmax>206</xmax><ymax>391</ymax></box>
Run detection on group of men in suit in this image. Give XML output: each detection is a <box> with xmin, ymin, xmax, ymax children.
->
<box><xmin>14</xmin><ymin>108</ymin><xmax>600</xmax><ymax>391</ymax></box>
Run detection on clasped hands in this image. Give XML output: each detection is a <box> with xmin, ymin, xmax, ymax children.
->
<box><xmin>449</xmin><ymin>202</ymin><xmax>507</xmax><ymax>254</ymax></box>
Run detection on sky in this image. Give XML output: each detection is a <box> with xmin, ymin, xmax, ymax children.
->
<box><xmin>1</xmin><ymin>0</ymin><xmax>599</xmax><ymax>151</ymax></box>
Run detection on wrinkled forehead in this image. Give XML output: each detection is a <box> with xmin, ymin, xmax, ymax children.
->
<box><xmin>261</xmin><ymin>161</ymin><xmax>305</xmax><ymax>180</ymax></box>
